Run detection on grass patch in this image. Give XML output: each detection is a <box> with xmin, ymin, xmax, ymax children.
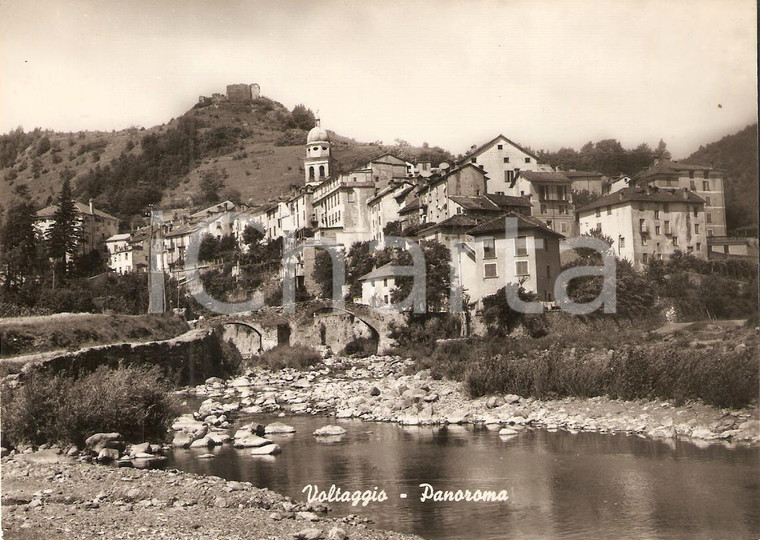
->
<box><xmin>0</xmin><ymin>314</ymin><xmax>189</xmax><ymax>358</ymax></box>
<box><xmin>1</xmin><ymin>364</ymin><xmax>181</xmax><ymax>448</ymax></box>
<box><xmin>418</xmin><ymin>330</ymin><xmax>758</xmax><ymax>409</ymax></box>
<box><xmin>248</xmin><ymin>345</ymin><xmax>321</xmax><ymax>371</ymax></box>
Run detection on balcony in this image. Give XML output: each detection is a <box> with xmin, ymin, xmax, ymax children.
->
<box><xmin>640</xmin><ymin>224</ymin><xmax>649</xmax><ymax>234</ymax></box>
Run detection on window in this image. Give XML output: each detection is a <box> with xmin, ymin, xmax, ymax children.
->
<box><xmin>546</xmin><ymin>265</ymin><xmax>551</xmax><ymax>278</ymax></box>
<box><xmin>619</xmin><ymin>237</ymin><xmax>626</xmax><ymax>248</ymax></box>
<box><xmin>672</xmin><ymin>237</ymin><xmax>678</xmax><ymax>246</ymax></box>
<box><xmin>703</xmin><ymin>180</ymin><xmax>710</xmax><ymax>191</ymax></box>
<box><xmin>595</xmin><ymin>208</ymin><xmax>601</xmax><ymax>218</ymax></box>
<box><xmin>639</xmin><ymin>218</ymin><xmax>646</xmax><ymax>232</ymax></box>
<box><xmin>664</xmin><ymin>221</ymin><xmax>670</xmax><ymax>234</ymax></box>
<box><xmin>384</xmin><ymin>295</ymin><xmax>389</xmax><ymax>304</ymax></box>
<box><xmin>703</xmin><ymin>170</ymin><xmax>709</xmax><ymax>179</ymax></box>
<box><xmin>655</xmin><ymin>225</ymin><xmax>661</xmax><ymax>235</ymax></box>
<box><xmin>642</xmin><ymin>253</ymin><xmax>649</xmax><ymax>264</ymax></box>
<box><xmin>705</xmin><ymin>197</ymin><xmax>711</xmax><ymax>206</ymax></box>
<box><xmin>654</xmin><ymin>210</ymin><xmax>660</xmax><ymax>219</ymax></box>
<box><xmin>319</xmin><ymin>165</ymin><xmax>325</xmax><ymax>177</ymax></box>
<box><xmin>559</xmin><ymin>204</ymin><xmax>567</xmax><ymax>215</ymax></box>
<box><xmin>484</xmin><ymin>263</ymin><xmax>498</xmax><ymax>278</ymax></box>
<box><xmin>471</xmin><ymin>157</ymin><xmax>477</xmax><ymax>164</ymax></box>
<box><xmin>694</xmin><ymin>224</ymin><xmax>700</xmax><ymax>234</ymax></box>
<box><xmin>706</xmin><ymin>213</ymin><xmax>712</xmax><ymax>223</ymax></box>
<box><xmin>383</xmin><ymin>278</ymin><xmax>388</xmax><ymax>287</ymax></box>
<box><xmin>687</xmin><ymin>246</ymin><xmax>694</xmax><ymax>254</ymax></box>
<box><xmin>689</xmin><ymin>170</ymin><xmax>695</xmax><ymax>179</ymax></box>
<box><xmin>497</xmin><ymin>144</ymin><xmax>503</xmax><ymax>150</ymax></box>
<box><xmin>561</xmin><ymin>222</ymin><xmax>567</xmax><ymax>233</ymax></box>
<box><xmin>693</xmin><ymin>206</ymin><xmax>698</xmax><ymax>217</ymax></box>
<box><xmin>515</xmin><ymin>236</ymin><xmax>528</xmax><ymax>256</ymax></box>
<box><xmin>347</xmin><ymin>190</ymin><xmax>355</xmax><ymax>203</ymax></box>
<box><xmin>540</xmin><ymin>203</ymin><xmax>548</xmax><ymax>214</ymax></box>
<box><xmin>606</xmin><ymin>206</ymin><xmax>612</xmax><ymax>215</ymax></box>
<box><xmin>696</xmin><ymin>242</ymin><xmax>702</xmax><ymax>251</ymax></box>
<box><xmin>309</xmin><ymin>166</ymin><xmax>315</xmax><ymax>179</ymax></box>
<box><xmin>505</xmin><ymin>170</ymin><xmax>515</xmax><ymax>184</ymax></box>
<box><xmin>690</xmin><ymin>180</ymin><xmax>696</xmax><ymax>191</ymax></box>
<box><xmin>496</xmin><ymin>191</ymin><xmax>504</xmax><ymax>195</ymax></box>
<box><xmin>525</xmin><ymin>157</ymin><xmax>531</xmax><ymax>163</ymax></box>
<box><xmin>642</xmin><ymin>236</ymin><xmax>648</xmax><ymax>246</ymax></box>
<box><xmin>707</xmin><ymin>229</ymin><xmax>713</xmax><ymax>237</ymax></box>
<box><xmin>483</xmin><ymin>238</ymin><xmax>496</xmax><ymax>259</ymax></box>
<box><xmin>516</xmin><ymin>260</ymin><xmax>529</xmax><ymax>275</ymax></box>
<box><xmin>663</xmin><ymin>203</ymin><xmax>669</xmax><ymax>213</ymax></box>
<box><xmin>596</xmin><ymin>223</ymin><xmax>602</xmax><ymax>232</ymax></box>
<box><xmin>503</xmin><ymin>157</ymin><xmax>510</xmax><ymax>163</ymax></box>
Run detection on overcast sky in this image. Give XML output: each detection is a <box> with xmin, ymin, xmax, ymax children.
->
<box><xmin>0</xmin><ymin>0</ymin><xmax>756</xmax><ymax>158</ymax></box>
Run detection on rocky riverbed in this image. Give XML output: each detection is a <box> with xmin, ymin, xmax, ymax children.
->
<box><xmin>0</xmin><ymin>452</ymin><xmax>421</xmax><ymax>540</ymax></box>
<box><xmin>174</xmin><ymin>354</ymin><xmax>759</xmax><ymax>450</ymax></box>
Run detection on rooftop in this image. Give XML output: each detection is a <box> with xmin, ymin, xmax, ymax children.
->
<box><xmin>466</xmin><ymin>212</ymin><xmax>565</xmax><ymax>238</ymax></box>
<box><xmin>358</xmin><ymin>262</ymin><xmax>411</xmax><ymax>281</ymax></box>
<box><xmin>518</xmin><ymin>171</ymin><xmax>572</xmax><ymax>184</ymax></box>
<box><xmin>577</xmin><ymin>186</ymin><xmax>706</xmax><ymax>213</ymax></box>
<box><xmin>36</xmin><ymin>201</ymin><xmax>119</xmax><ymax>221</ymax></box>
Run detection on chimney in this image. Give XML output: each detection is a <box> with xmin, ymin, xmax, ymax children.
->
<box><xmin>89</xmin><ymin>198</ymin><xmax>94</xmax><ymax>214</ymax></box>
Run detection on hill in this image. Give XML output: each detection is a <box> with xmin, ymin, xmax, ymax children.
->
<box><xmin>0</xmin><ymin>94</ymin><xmax>453</xmax><ymax>228</ymax></box>
<box><xmin>681</xmin><ymin>123</ymin><xmax>758</xmax><ymax>233</ymax></box>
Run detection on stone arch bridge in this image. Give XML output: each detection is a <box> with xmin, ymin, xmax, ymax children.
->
<box><xmin>200</xmin><ymin>301</ymin><xmax>403</xmax><ymax>357</ymax></box>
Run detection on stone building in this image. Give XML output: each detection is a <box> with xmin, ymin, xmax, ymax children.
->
<box><xmin>631</xmin><ymin>160</ymin><xmax>727</xmax><ymax>238</ymax></box>
<box><xmin>577</xmin><ymin>186</ymin><xmax>707</xmax><ymax>270</ymax></box>
<box><xmin>35</xmin><ymin>199</ymin><xmax>120</xmax><ymax>255</ymax></box>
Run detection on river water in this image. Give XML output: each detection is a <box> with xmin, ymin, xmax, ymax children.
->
<box><xmin>166</xmin><ymin>414</ymin><xmax>760</xmax><ymax>539</ymax></box>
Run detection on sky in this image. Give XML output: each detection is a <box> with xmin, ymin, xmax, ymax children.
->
<box><xmin>0</xmin><ymin>0</ymin><xmax>756</xmax><ymax>159</ymax></box>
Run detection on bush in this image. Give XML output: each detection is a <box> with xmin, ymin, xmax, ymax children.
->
<box><xmin>342</xmin><ymin>337</ymin><xmax>377</xmax><ymax>357</ymax></box>
<box><xmin>1</xmin><ymin>365</ymin><xmax>181</xmax><ymax>448</ymax></box>
<box><xmin>434</xmin><ymin>337</ymin><xmax>758</xmax><ymax>408</ymax></box>
<box><xmin>251</xmin><ymin>345</ymin><xmax>321</xmax><ymax>371</ymax></box>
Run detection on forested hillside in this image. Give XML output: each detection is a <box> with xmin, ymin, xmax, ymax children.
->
<box><xmin>0</xmin><ymin>95</ymin><xmax>452</xmax><ymax>229</ymax></box>
<box><xmin>681</xmin><ymin>124</ymin><xmax>758</xmax><ymax>233</ymax></box>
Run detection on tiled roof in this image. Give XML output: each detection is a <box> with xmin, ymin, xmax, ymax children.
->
<box><xmin>577</xmin><ymin>187</ymin><xmax>706</xmax><ymax>213</ymax></box>
<box><xmin>466</xmin><ymin>212</ymin><xmax>564</xmax><ymax>238</ymax></box>
<box><xmin>459</xmin><ymin>134</ymin><xmax>540</xmax><ymax>163</ymax></box>
<box><xmin>359</xmin><ymin>262</ymin><xmax>411</xmax><ymax>281</ymax></box>
<box><xmin>448</xmin><ymin>195</ymin><xmax>500</xmax><ymax>211</ymax></box>
<box><xmin>105</xmin><ymin>233</ymin><xmax>131</xmax><ymax>242</ymax></box>
<box><xmin>36</xmin><ymin>202</ymin><xmax>119</xmax><ymax>221</ymax></box>
<box><xmin>414</xmin><ymin>215</ymin><xmax>480</xmax><ymax>237</ymax></box>
<box><xmin>398</xmin><ymin>198</ymin><xmax>422</xmax><ymax>214</ymax></box>
<box><xmin>484</xmin><ymin>193</ymin><xmax>533</xmax><ymax>208</ymax></box>
<box><xmin>563</xmin><ymin>170</ymin><xmax>604</xmax><ymax>178</ymax></box>
<box><xmin>426</xmin><ymin>163</ymin><xmax>487</xmax><ymax>188</ymax></box>
<box><xmin>518</xmin><ymin>171</ymin><xmax>571</xmax><ymax>184</ymax></box>
<box><xmin>633</xmin><ymin>160</ymin><xmax>723</xmax><ymax>182</ymax></box>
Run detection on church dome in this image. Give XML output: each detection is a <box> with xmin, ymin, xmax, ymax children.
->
<box><xmin>307</xmin><ymin>125</ymin><xmax>329</xmax><ymax>143</ymax></box>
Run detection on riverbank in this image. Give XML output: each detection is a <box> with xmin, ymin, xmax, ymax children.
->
<box><xmin>181</xmin><ymin>354</ymin><xmax>759</xmax><ymax>446</ymax></box>
<box><xmin>0</xmin><ymin>452</ymin><xmax>422</xmax><ymax>540</ymax></box>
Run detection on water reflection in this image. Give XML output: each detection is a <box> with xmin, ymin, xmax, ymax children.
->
<box><xmin>167</xmin><ymin>416</ymin><xmax>760</xmax><ymax>540</ymax></box>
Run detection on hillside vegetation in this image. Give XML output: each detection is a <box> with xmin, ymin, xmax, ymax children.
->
<box><xmin>681</xmin><ymin>123</ymin><xmax>758</xmax><ymax>233</ymax></box>
<box><xmin>0</xmin><ymin>95</ymin><xmax>452</xmax><ymax>227</ymax></box>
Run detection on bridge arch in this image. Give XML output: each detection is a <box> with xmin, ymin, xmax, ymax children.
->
<box><xmin>220</xmin><ymin>322</ymin><xmax>263</xmax><ymax>357</ymax></box>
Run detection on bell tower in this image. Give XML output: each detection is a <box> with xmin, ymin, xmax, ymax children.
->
<box><xmin>304</xmin><ymin>113</ymin><xmax>332</xmax><ymax>185</ymax></box>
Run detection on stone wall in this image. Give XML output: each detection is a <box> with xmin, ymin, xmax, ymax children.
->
<box><xmin>14</xmin><ymin>329</ymin><xmax>225</xmax><ymax>386</ymax></box>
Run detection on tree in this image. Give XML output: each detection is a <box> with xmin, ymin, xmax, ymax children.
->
<box><xmin>199</xmin><ymin>168</ymin><xmax>227</xmax><ymax>203</ymax></box>
<box><xmin>391</xmin><ymin>240</ymin><xmax>451</xmax><ymax>311</ymax></box>
<box><xmin>291</xmin><ymin>104</ymin><xmax>316</xmax><ymax>131</ymax></box>
<box><xmin>482</xmin><ymin>285</ymin><xmax>539</xmax><ymax>334</ymax></box>
<box><xmin>47</xmin><ymin>179</ymin><xmax>83</xmax><ymax>279</ymax></box>
<box><xmin>0</xmin><ymin>197</ymin><xmax>39</xmax><ymax>291</ymax></box>
<box><xmin>382</xmin><ymin>221</ymin><xmax>402</xmax><ymax>237</ymax></box>
<box><xmin>345</xmin><ymin>242</ymin><xmax>376</xmax><ymax>300</ymax></box>
<box><xmin>198</xmin><ymin>234</ymin><xmax>220</xmax><ymax>262</ymax></box>
<box><xmin>312</xmin><ymin>249</ymin><xmax>334</xmax><ymax>298</ymax></box>
<box><xmin>654</xmin><ymin>139</ymin><xmax>671</xmax><ymax>161</ymax></box>
<box><xmin>242</xmin><ymin>225</ymin><xmax>264</xmax><ymax>250</ymax></box>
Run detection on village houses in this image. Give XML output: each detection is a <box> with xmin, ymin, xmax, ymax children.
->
<box><xmin>35</xmin><ymin>199</ymin><xmax>120</xmax><ymax>256</ymax></box>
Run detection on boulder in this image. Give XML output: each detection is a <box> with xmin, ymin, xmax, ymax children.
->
<box><xmin>294</xmin><ymin>528</ymin><xmax>323</xmax><ymax>540</ymax></box>
<box><xmin>85</xmin><ymin>433</ymin><xmax>125</xmax><ymax>453</ymax></box>
<box><xmin>250</xmin><ymin>443</ymin><xmax>281</xmax><ymax>455</ymax></box>
<box><xmin>205</xmin><ymin>377</ymin><xmax>225</xmax><ymax>386</ymax></box>
<box><xmin>129</xmin><ymin>442</ymin><xmax>152</xmax><ymax>457</ymax></box>
<box><xmin>97</xmin><ymin>448</ymin><xmax>120</xmax><ymax>462</ymax></box>
<box><xmin>313</xmin><ymin>426</ymin><xmax>347</xmax><ymax>437</ymax></box>
<box><xmin>265</xmin><ymin>422</ymin><xmax>296</xmax><ymax>434</ymax></box>
<box><xmin>499</xmin><ymin>428</ymin><xmax>519</xmax><ymax>436</ymax></box>
<box><xmin>172</xmin><ymin>432</ymin><xmax>193</xmax><ymax>449</ymax></box>
<box><xmin>369</xmin><ymin>386</ymin><xmax>381</xmax><ymax>397</ymax></box>
<box><xmin>190</xmin><ymin>436</ymin><xmax>213</xmax><ymax>448</ymax></box>
<box><xmin>234</xmin><ymin>435</ymin><xmax>274</xmax><ymax>448</ymax></box>
<box><xmin>327</xmin><ymin>527</ymin><xmax>348</xmax><ymax>540</ymax></box>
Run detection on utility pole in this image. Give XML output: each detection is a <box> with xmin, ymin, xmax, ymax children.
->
<box><xmin>147</xmin><ymin>205</ymin><xmax>166</xmax><ymax>314</ymax></box>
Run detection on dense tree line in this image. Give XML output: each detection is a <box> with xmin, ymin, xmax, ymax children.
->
<box><xmin>537</xmin><ymin>138</ymin><xmax>671</xmax><ymax>177</ymax></box>
<box><xmin>681</xmin><ymin>123</ymin><xmax>758</xmax><ymax>232</ymax></box>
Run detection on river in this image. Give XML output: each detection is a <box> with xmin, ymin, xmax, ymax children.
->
<box><xmin>166</xmin><ymin>414</ymin><xmax>760</xmax><ymax>539</ymax></box>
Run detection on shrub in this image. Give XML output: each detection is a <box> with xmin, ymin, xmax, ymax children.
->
<box><xmin>1</xmin><ymin>365</ymin><xmax>181</xmax><ymax>448</ymax></box>
<box><xmin>252</xmin><ymin>345</ymin><xmax>321</xmax><ymax>371</ymax></box>
<box><xmin>342</xmin><ymin>337</ymin><xmax>378</xmax><ymax>357</ymax></box>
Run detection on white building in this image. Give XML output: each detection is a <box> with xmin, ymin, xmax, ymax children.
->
<box><xmin>577</xmin><ymin>186</ymin><xmax>707</xmax><ymax>269</ymax></box>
